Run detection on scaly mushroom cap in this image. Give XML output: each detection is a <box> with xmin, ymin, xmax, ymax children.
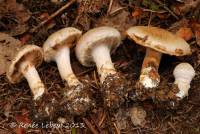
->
<box><xmin>75</xmin><ymin>26</ymin><xmax>121</xmax><ymax>67</ymax></box>
<box><xmin>126</xmin><ymin>26</ymin><xmax>191</xmax><ymax>56</ymax></box>
<box><xmin>7</xmin><ymin>45</ymin><xmax>43</xmax><ymax>83</ymax></box>
<box><xmin>43</xmin><ymin>27</ymin><xmax>82</xmax><ymax>62</ymax></box>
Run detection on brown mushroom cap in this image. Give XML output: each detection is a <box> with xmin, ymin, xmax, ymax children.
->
<box><xmin>75</xmin><ymin>26</ymin><xmax>121</xmax><ymax>67</ymax></box>
<box><xmin>43</xmin><ymin>27</ymin><xmax>82</xmax><ymax>62</ymax></box>
<box><xmin>126</xmin><ymin>26</ymin><xmax>191</xmax><ymax>56</ymax></box>
<box><xmin>7</xmin><ymin>45</ymin><xmax>43</xmax><ymax>83</ymax></box>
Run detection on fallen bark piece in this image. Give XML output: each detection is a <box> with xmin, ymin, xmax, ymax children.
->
<box><xmin>129</xmin><ymin>106</ymin><xmax>147</xmax><ymax>127</ymax></box>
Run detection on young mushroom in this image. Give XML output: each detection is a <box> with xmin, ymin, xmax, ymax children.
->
<box><xmin>126</xmin><ymin>26</ymin><xmax>191</xmax><ymax>96</ymax></box>
<box><xmin>173</xmin><ymin>62</ymin><xmax>195</xmax><ymax>99</ymax></box>
<box><xmin>43</xmin><ymin>27</ymin><xmax>94</xmax><ymax>115</ymax></box>
<box><xmin>7</xmin><ymin>45</ymin><xmax>57</xmax><ymax>121</ymax></box>
<box><xmin>75</xmin><ymin>26</ymin><xmax>128</xmax><ymax>109</ymax></box>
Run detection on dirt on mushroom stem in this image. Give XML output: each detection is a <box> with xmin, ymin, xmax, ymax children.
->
<box><xmin>29</xmin><ymin>91</ymin><xmax>61</xmax><ymax>122</ymax></box>
<box><xmin>101</xmin><ymin>73</ymin><xmax>130</xmax><ymax>111</ymax></box>
<box><xmin>60</xmin><ymin>81</ymin><xmax>94</xmax><ymax>115</ymax></box>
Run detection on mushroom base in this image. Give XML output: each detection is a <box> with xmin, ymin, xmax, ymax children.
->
<box><xmin>133</xmin><ymin>81</ymin><xmax>182</xmax><ymax>109</ymax></box>
<box><xmin>155</xmin><ymin>83</ymin><xmax>180</xmax><ymax>108</ymax></box>
<box><xmin>61</xmin><ymin>83</ymin><xmax>94</xmax><ymax>115</ymax></box>
<box><xmin>30</xmin><ymin>92</ymin><xmax>60</xmax><ymax>122</ymax></box>
<box><xmin>101</xmin><ymin>73</ymin><xmax>128</xmax><ymax>110</ymax></box>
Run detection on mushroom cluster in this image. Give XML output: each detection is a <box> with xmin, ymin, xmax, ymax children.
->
<box><xmin>4</xmin><ymin>25</ymin><xmax>196</xmax><ymax>122</ymax></box>
<box><xmin>126</xmin><ymin>26</ymin><xmax>192</xmax><ymax>99</ymax></box>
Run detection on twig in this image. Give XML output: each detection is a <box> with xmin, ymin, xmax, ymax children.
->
<box><xmin>98</xmin><ymin>110</ymin><xmax>106</xmax><ymax>127</ymax></box>
<box><xmin>154</xmin><ymin>0</ymin><xmax>179</xmax><ymax>20</ymax></box>
<box><xmin>107</xmin><ymin>0</ymin><xmax>114</xmax><ymax>14</ymax></box>
<box><xmin>89</xmin><ymin>114</ymin><xmax>102</xmax><ymax>132</ymax></box>
<box><xmin>82</xmin><ymin>117</ymin><xmax>100</xmax><ymax>134</ymax></box>
<box><xmin>30</xmin><ymin>0</ymin><xmax>76</xmax><ymax>33</ymax></box>
<box><xmin>113</xmin><ymin>122</ymin><xmax>121</xmax><ymax>134</ymax></box>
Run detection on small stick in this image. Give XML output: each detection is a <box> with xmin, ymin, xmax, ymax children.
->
<box><xmin>107</xmin><ymin>0</ymin><xmax>114</xmax><ymax>14</ymax></box>
<box><xmin>82</xmin><ymin>117</ymin><xmax>100</xmax><ymax>134</ymax></box>
<box><xmin>154</xmin><ymin>0</ymin><xmax>179</xmax><ymax>20</ymax></box>
<box><xmin>30</xmin><ymin>0</ymin><xmax>76</xmax><ymax>33</ymax></box>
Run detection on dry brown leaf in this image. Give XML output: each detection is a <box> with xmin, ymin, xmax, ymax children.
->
<box><xmin>191</xmin><ymin>21</ymin><xmax>200</xmax><ymax>46</ymax></box>
<box><xmin>0</xmin><ymin>0</ymin><xmax>31</xmax><ymax>35</ymax></box>
<box><xmin>176</xmin><ymin>27</ymin><xmax>193</xmax><ymax>41</ymax></box>
<box><xmin>0</xmin><ymin>33</ymin><xmax>22</xmax><ymax>75</ymax></box>
<box><xmin>171</xmin><ymin>0</ymin><xmax>200</xmax><ymax>15</ymax></box>
<box><xmin>95</xmin><ymin>1</ymin><xmax>136</xmax><ymax>39</ymax></box>
<box><xmin>168</xmin><ymin>18</ymin><xmax>189</xmax><ymax>32</ymax></box>
<box><xmin>0</xmin><ymin>0</ymin><xmax>31</xmax><ymax>23</ymax></box>
<box><xmin>132</xmin><ymin>7</ymin><xmax>143</xmax><ymax>17</ymax></box>
<box><xmin>14</xmin><ymin>127</ymin><xmax>25</xmax><ymax>134</ymax></box>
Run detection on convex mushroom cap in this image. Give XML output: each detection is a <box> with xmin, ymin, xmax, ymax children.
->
<box><xmin>75</xmin><ymin>26</ymin><xmax>121</xmax><ymax>67</ymax></box>
<box><xmin>43</xmin><ymin>27</ymin><xmax>82</xmax><ymax>62</ymax></box>
<box><xmin>126</xmin><ymin>26</ymin><xmax>191</xmax><ymax>56</ymax></box>
<box><xmin>7</xmin><ymin>45</ymin><xmax>43</xmax><ymax>83</ymax></box>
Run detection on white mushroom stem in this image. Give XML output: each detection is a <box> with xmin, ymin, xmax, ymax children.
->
<box><xmin>139</xmin><ymin>48</ymin><xmax>162</xmax><ymax>88</ymax></box>
<box><xmin>173</xmin><ymin>63</ymin><xmax>195</xmax><ymax>99</ymax></box>
<box><xmin>91</xmin><ymin>44</ymin><xmax>116</xmax><ymax>83</ymax></box>
<box><xmin>54</xmin><ymin>47</ymin><xmax>81</xmax><ymax>87</ymax></box>
<box><xmin>19</xmin><ymin>61</ymin><xmax>45</xmax><ymax>100</ymax></box>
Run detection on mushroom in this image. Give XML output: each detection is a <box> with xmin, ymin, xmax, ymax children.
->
<box><xmin>75</xmin><ymin>26</ymin><xmax>128</xmax><ymax>109</ymax></box>
<box><xmin>43</xmin><ymin>27</ymin><xmax>94</xmax><ymax>115</ymax></box>
<box><xmin>7</xmin><ymin>45</ymin><xmax>45</xmax><ymax>100</ymax></box>
<box><xmin>126</xmin><ymin>26</ymin><xmax>191</xmax><ymax>92</ymax></box>
<box><xmin>173</xmin><ymin>62</ymin><xmax>195</xmax><ymax>99</ymax></box>
<box><xmin>7</xmin><ymin>45</ymin><xmax>57</xmax><ymax>120</ymax></box>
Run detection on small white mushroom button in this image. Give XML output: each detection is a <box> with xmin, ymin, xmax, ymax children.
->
<box><xmin>173</xmin><ymin>62</ymin><xmax>195</xmax><ymax>99</ymax></box>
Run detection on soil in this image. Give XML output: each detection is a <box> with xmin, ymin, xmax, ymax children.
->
<box><xmin>0</xmin><ymin>0</ymin><xmax>200</xmax><ymax>134</ymax></box>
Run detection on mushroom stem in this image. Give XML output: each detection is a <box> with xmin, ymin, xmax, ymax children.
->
<box><xmin>91</xmin><ymin>44</ymin><xmax>116</xmax><ymax>83</ymax></box>
<box><xmin>173</xmin><ymin>63</ymin><xmax>195</xmax><ymax>99</ymax></box>
<box><xmin>174</xmin><ymin>79</ymin><xmax>190</xmax><ymax>99</ymax></box>
<box><xmin>19</xmin><ymin>61</ymin><xmax>45</xmax><ymax>100</ymax></box>
<box><xmin>139</xmin><ymin>48</ymin><xmax>162</xmax><ymax>88</ymax></box>
<box><xmin>55</xmin><ymin>47</ymin><xmax>80</xmax><ymax>87</ymax></box>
